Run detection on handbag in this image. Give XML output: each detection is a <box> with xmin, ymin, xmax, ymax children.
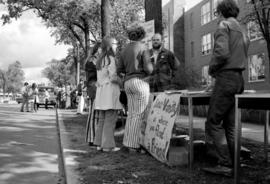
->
<box><xmin>119</xmin><ymin>90</ymin><xmax>127</xmax><ymax>107</ymax></box>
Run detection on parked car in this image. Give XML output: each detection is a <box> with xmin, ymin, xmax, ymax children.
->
<box><xmin>15</xmin><ymin>94</ymin><xmax>23</xmax><ymax>104</ymax></box>
<box><xmin>37</xmin><ymin>86</ymin><xmax>57</xmax><ymax>108</ymax></box>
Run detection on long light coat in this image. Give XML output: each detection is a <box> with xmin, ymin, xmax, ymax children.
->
<box><xmin>95</xmin><ymin>55</ymin><xmax>122</xmax><ymax>110</ymax></box>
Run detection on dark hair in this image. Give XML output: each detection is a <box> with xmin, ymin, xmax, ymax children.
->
<box><xmin>32</xmin><ymin>83</ymin><xmax>37</xmax><ymax>89</ymax></box>
<box><xmin>91</xmin><ymin>42</ymin><xmax>101</xmax><ymax>56</ymax></box>
<box><xmin>24</xmin><ymin>82</ymin><xmax>28</xmax><ymax>86</ymax></box>
<box><xmin>127</xmin><ymin>26</ymin><xmax>146</xmax><ymax>41</ymax></box>
<box><xmin>96</xmin><ymin>36</ymin><xmax>116</xmax><ymax>70</ymax></box>
<box><xmin>216</xmin><ymin>0</ymin><xmax>239</xmax><ymax>18</ymax></box>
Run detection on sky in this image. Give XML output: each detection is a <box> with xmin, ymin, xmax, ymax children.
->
<box><xmin>0</xmin><ymin>6</ymin><xmax>71</xmax><ymax>84</ymax></box>
<box><xmin>0</xmin><ymin>0</ymin><xmax>202</xmax><ymax>84</ymax></box>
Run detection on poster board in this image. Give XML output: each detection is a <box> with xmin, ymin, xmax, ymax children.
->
<box><xmin>143</xmin><ymin>93</ymin><xmax>181</xmax><ymax>163</ymax></box>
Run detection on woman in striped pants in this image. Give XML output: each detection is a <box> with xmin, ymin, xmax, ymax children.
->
<box><xmin>117</xmin><ymin>24</ymin><xmax>153</xmax><ymax>151</ymax></box>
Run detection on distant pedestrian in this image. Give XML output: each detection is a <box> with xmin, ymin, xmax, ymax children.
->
<box><xmin>85</xmin><ymin>42</ymin><xmax>102</xmax><ymax>146</ymax></box>
<box><xmin>93</xmin><ymin>36</ymin><xmax>122</xmax><ymax>152</ymax></box>
<box><xmin>30</xmin><ymin>83</ymin><xmax>39</xmax><ymax>112</ymax></box>
<box><xmin>44</xmin><ymin>89</ymin><xmax>50</xmax><ymax>109</ymax></box>
<box><xmin>203</xmin><ymin>0</ymin><xmax>250</xmax><ymax>175</ymax></box>
<box><xmin>20</xmin><ymin>82</ymin><xmax>30</xmax><ymax>112</ymax></box>
<box><xmin>148</xmin><ymin>33</ymin><xmax>180</xmax><ymax>92</ymax></box>
<box><xmin>117</xmin><ymin>24</ymin><xmax>153</xmax><ymax>152</ymax></box>
<box><xmin>76</xmin><ymin>79</ymin><xmax>85</xmax><ymax>114</ymax></box>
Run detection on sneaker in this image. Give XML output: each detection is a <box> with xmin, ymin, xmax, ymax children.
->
<box><xmin>103</xmin><ymin>147</ymin><xmax>121</xmax><ymax>152</ymax></box>
<box><xmin>202</xmin><ymin>165</ymin><xmax>233</xmax><ymax>177</ymax></box>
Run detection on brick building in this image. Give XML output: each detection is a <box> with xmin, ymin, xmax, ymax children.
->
<box><xmin>163</xmin><ymin>0</ymin><xmax>270</xmax><ymax>90</ymax></box>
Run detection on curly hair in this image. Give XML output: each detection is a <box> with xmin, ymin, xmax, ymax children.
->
<box><xmin>216</xmin><ymin>0</ymin><xmax>239</xmax><ymax>18</ymax></box>
<box><xmin>127</xmin><ymin>25</ymin><xmax>146</xmax><ymax>41</ymax></box>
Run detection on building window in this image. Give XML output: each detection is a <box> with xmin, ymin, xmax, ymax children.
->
<box><xmin>248</xmin><ymin>53</ymin><xmax>266</xmax><ymax>82</ymax></box>
<box><xmin>247</xmin><ymin>21</ymin><xmax>263</xmax><ymax>41</ymax></box>
<box><xmin>201</xmin><ymin>2</ymin><xmax>211</xmax><ymax>25</ymax></box>
<box><xmin>201</xmin><ymin>33</ymin><xmax>211</xmax><ymax>55</ymax></box>
<box><xmin>190</xmin><ymin>13</ymin><xmax>194</xmax><ymax>29</ymax></box>
<box><xmin>201</xmin><ymin>65</ymin><xmax>212</xmax><ymax>86</ymax></box>
<box><xmin>212</xmin><ymin>0</ymin><xmax>219</xmax><ymax>19</ymax></box>
<box><xmin>191</xmin><ymin>41</ymin><xmax>194</xmax><ymax>57</ymax></box>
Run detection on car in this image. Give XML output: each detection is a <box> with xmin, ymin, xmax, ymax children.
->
<box><xmin>37</xmin><ymin>86</ymin><xmax>57</xmax><ymax>108</ymax></box>
<box><xmin>15</xmin><ymin>94</ymin><xmax>23</xmax><ymax>104</ymax></box>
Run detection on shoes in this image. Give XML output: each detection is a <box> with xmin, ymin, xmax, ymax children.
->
<box><xmin>96</xmin><ymin>146</ymin><xmax>102</xmax><ymax>151</ymax></box>
<box><xmin>202</xmin><ymin>165</ymin><xmax>233</xmax><ymax>177</ymax></box>
<box><xmin>103</xmin><ymin>147</ymin><xmax>121</xmax><ymax>152</ymax></box>
<box><xmin>20</xmin><ymin>110</ymin><xmax>24</xmax><ymax>112</ymax></box>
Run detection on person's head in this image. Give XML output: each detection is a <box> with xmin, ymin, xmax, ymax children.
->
<box><xmin>24</xmin><ymin>82</ymin><xmax>28</xmax><ymax>86</ymax></box>
<box><xmin>216</xmin><ymin>0</ymin><xmax>239</xmax><ymax>19</ymax></box>
<box><xmin>91</xmin><ymin>42</ymin><xmax>101</xmax><ymax>56</ymax></box>
<box><xmin>79</xmin><ymin>79</ymin><xmax>84</xmax><ymax>84</ymax></box>
<box><xmin>127</xmin><ymin>24</ymin><xmax>146</xmax><ymax>41</ymax></box>
<box><xmin>32</xmin><ymin>83</ymin><xmax>37</xmax><ymax>89</ymax></box>
<box><xmin>96</xmin><ymin>36</ymin><xmax>118</xmax><ymax>70</ymax></box>
<box><xmin>152</xmin><ymin>33</ymin><xmax>163</xmax><ymax>50</ymax></box>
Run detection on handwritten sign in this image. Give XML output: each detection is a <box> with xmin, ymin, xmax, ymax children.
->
<box><xmin>143</xmin><ymin>93</ymin><xmax>181</xmax><ymax>163</ymax></box>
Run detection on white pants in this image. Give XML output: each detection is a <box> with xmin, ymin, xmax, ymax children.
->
<box><xmin>77</xmin><ymin>96</ymin><xmax>85</xmax><ymax>113</ymax></box>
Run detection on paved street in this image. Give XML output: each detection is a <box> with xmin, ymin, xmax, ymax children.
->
<box><xmin>0</xmin><ymin>103</ymin><xmax>64</xmax><ymax>184</ymax></box>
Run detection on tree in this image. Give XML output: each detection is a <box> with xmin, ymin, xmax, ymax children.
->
<box><xmin>0</xmin><ymin>61</ymin><xmax>25</xmax><ymax>95</ymax></box>
<box><xmin>42</xmin><ymin>58</ymin><xmax>75</xmax><ymax>87</ymax></box>
<box><xmin>242</xmin><ymin>0</ymin><xmax>270</xmax><ymax>77</ymax></box>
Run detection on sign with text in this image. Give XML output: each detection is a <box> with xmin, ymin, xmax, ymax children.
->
<box><xmin>143</xmin><ymin>93</ymin><xmax>181</xmax><ymax>163</ymax></box>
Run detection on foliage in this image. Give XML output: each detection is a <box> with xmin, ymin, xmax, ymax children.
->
<box><xmin>0</xmin><ymin>61</ymin><xmax>25</xmax><ymax>94</ymax></box>
<box><xmin>42</xmin><ymin>58</ymin><xmax>75</xmax><ymax>87</ymax></box>
<box><xmin>241</xmin><ymin>0</ymin><xmax>270</xmax><ymax>75</ymax></box>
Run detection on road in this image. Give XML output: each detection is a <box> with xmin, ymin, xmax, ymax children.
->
<box><xmin>0</xmin><ymin>103</ymin><xmax>64</xmax><ymax>184</ymax></box>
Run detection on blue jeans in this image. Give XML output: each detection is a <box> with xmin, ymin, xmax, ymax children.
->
<box><xmin>205</xmin><ymin>70</ymin><xmax>244</xmax><ymax>166</ymax></box>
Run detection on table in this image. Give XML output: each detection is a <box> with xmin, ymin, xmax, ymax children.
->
<box><xmin>234</xmin><ymin>93</ymin><xmax>270</xmax><ymax>184</ymax></box>
<box><xmin>179</xmin><ymin>92</ymin><xmax>211</xmax><ymax>171</ymax></box>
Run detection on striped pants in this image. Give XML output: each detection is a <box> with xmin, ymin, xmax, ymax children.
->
<box><xmin>123</xmin><ymin>78</ymin><xmax>150</xmax><ymax>148</ymax></box>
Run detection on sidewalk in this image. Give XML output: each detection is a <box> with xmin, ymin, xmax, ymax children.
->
<box><xmin>57</xmin><ymin>109</ymin><xmax>270</xmax><ymax>184</ymax></box>
<box><xmin>0</xmin><ymin>105</ymin><xmax>64</xmax><ymax>184</ymax></box>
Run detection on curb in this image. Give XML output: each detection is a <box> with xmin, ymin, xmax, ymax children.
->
<box><xmin>56</xmin><ymin>108</ymin><xmax>81</xmax><ymax>184</ymax></box>
<box><xmin>55</xmin><ymin>108</ymin><xmax>67</xmax><ymax>184</ymax></box>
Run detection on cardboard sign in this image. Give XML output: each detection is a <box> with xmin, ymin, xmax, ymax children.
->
<box><xmin>143</xmin><ymin>93</ymin><xmax>181</xmax><ymax>163</ymax></box>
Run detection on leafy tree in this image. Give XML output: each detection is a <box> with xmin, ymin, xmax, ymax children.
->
<box><xmin>42</xmin><ymin>58</ymin><xmax>75</xmax><ymax>87</ymax></box>
<box><xmin>241</xmin><ymin>0</ymin><xmax>270</xmax><ymax>76</ymax></box>
<box><xmin>0</xmin><ymin>61</ymin><xmax>25</xmax><ymax>95</ymax></box>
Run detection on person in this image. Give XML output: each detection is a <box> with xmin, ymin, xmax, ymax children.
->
<box><xmin>44</xmin><ymin>89</ymin><xmax>50</xmax><ymax>109</ymax></box>
<box><xmin>148</xmin><ymin>33</ymin><xmax>180</xmax><ymax>92</ymax></box>
<box><xmin>85</xmin><ymin>42</ymin><xmax>102</xmax><ymax>146</ymax></box>
<box><xmin>203</xmin><ymin>0</ymin><xmax>250</xmax><ymax>175</ymax></box>
<box><xmin>93</xmin><ymin>36</ymin><xmax>123</xmax><ymax>152</ymax></box>
<box><xmin>20</xmin><ymin>82</ymin><xmax>30</xmax><ymax>112</ymax></box>
<box><xmin>29</xmin><ymin>83</ymin><xmax>39</xmax><ymax>112</ymax></box>
<box><xmin>76</xmin><ymin>79</ymin><xmax>85</xmax><ymax>114</ymax></box>
<box><xmin>117</xmin><ymin>24</ymin><xmax>153</xmax><ymax>152</ymax></box>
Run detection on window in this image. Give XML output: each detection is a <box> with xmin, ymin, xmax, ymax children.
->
<box><xmin>248</xmin><ymin>53</ymin><xmax>266</xmax><ymax>82</ymax></box>
<box><xmin>201</xmin><ymin>65</ymin><xmax>212</xmax><ymax>86</ymax></box>
<box><xmin>201</xmin><ymin>2</ymin><xmax>211</xmax><ymax>25</ymax></box>
<box><xmin>247</xmin><ymin>21</ymin><xmax>263</xmax><ymax>41</ymax></box>
<box><xmin>190</xmin><ymin>13</ymin><xmax>194</xmax><ymax>29</ymax></box>
<box><xmin>212</xmin><ymin>0</ymin><xmax>219</xmax><ymax>19</ymax></box>
<box><xmin>201</xmin><ymin>33</ymin><xmax>211</xmax><ymax>55</ymax></box>
<box><xmin>191</xmin><ymin>41</ymin><xmax>194</xmax><ymax>57</ymax></box>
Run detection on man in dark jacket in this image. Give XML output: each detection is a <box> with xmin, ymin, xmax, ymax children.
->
<box><xmin>204</xmin><ymin>0</ymin><xmax>250</xmax><ymax>175</ymax></box>
<box><xmin>148</xmin><ymin>33</ymin><xmax>180</xmax><ymax>92</ymax></box>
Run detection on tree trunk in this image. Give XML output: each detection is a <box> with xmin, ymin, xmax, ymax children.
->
<box><xmin>101</xmin><ymin>0</ymin><xmax>111</xmax><ymax>37</ymax></box>
<box><xmin>145</xmin><ymin>0</ymin><xmax>162</xmax><ymax>34</ymax></box>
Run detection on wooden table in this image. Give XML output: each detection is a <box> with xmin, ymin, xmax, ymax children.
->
<box><xmin>234</xmin><ymin>93</ymin><xmax>270</xmax><ymax>184</ymax></box>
